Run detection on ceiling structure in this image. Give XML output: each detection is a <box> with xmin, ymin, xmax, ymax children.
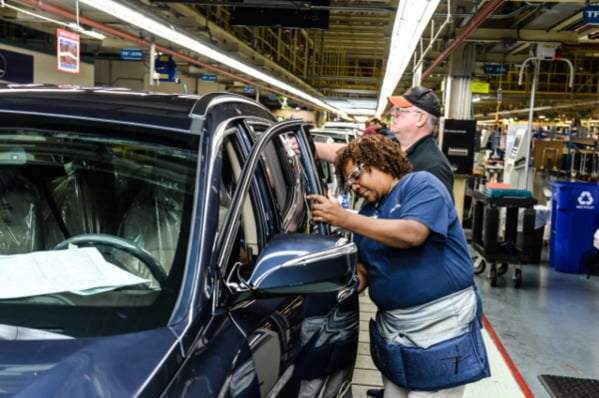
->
<box><xmin>1</xmin><ymin>0</ymin><xmax>599</xmax><ymax>121</ymax></box>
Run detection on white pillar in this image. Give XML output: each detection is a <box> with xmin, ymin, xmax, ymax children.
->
<box><xmin>444</xmin><ymin>43</ymin><xmax>476</xmax><ymax>119</ymax></box>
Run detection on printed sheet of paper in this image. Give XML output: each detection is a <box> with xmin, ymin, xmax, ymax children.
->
<box><xmin>0</xmin><ymin>324</ymin><xmax>74</xmax><ymax>340</ymax></box>
<box><xmin>0</xmin><ymin>247</ymin><xmax>149</xmax><ymax>299</ymax></box>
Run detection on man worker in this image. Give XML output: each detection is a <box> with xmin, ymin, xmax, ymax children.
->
<box><xmin>372</xmin><ymin>118</ymin><xmax>396</xmax><ymax>142</ymax></box>
<box><xmin>314</xmin><ymin>86</ymin><xmax>454</xmax><ymax>198</ymax></box>
<box><xmin>387</xmin><ymin>86</ymin><xmax>453</xmax><ymax>197</ymax></box>
<box><xmin>363</xmin><ymin>119</ymin><xmax>377</xmax><ymax>136</ymax></box>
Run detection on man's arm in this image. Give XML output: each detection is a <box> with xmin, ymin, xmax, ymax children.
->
<box><xmin>314</xmin><ymin>142</ymin><xmax>346</xmax><ymax>162</ymax></box>
<box><xmin>290</xmin><ymin>138</ymin><xmax>346</xmax><ymax>162</ymax></box>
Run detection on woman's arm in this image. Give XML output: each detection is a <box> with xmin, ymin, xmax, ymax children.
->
<box><xmin>308</xmin><ymin>193</ymin><xmax>430</xmax><ymax>248</ymax></box>
<box><xmin>343</xmin><ymin>212</ymin><xmax>429</xmax><ymax>248</ymax></box>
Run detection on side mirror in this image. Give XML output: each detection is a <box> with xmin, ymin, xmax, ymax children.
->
<box><xmin>227</xmin><ymin>234</ymin><xmax>356</xmax><ymax>305</ymax></box>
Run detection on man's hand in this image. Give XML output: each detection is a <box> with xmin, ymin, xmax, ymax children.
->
<box><xmin>289</xmin><ymin>137</ymin><xmax>301</xmax><ymax>155</ymax></box>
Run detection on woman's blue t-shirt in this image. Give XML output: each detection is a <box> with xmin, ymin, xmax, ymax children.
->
<box><xmin>354</xmin><ymin>171</ymin><xmax>473</xmax><ymax>310</ymax></box>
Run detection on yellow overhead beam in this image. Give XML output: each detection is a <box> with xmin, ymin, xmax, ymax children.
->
<box><xmin>462</xmin><ymin>28</ymin><xmax>579</xmax><ymax>43</ymax></box>
<box><xmin>551</xmin><ymin>13</ymin><xmax>583</xmax><ymax>32</ymax></box>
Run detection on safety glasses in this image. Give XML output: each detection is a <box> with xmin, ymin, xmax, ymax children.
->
<box><xmin>341</xmin><ymin>163</ymin><xmax>364</xmax><ymax>194</ymax></box>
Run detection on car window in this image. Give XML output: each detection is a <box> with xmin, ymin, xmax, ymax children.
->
<box><xmin>219</xmin><ymin>132</ymin><xmax>262</xmax><ymax>269</ymax></box>
<box><xmin>0</xmin><ymin>126</ymin><xmax>197</xmax><ymax>337</ymax></box>
<box><xmin>215</xmin><ymin>122</ymin><xmax>321</xmax><ymax>293</ymax></box>
<box><xmin>259</xmin><ymin>133</ymin><xmax>310</xmax><ymax>233</ymax></box>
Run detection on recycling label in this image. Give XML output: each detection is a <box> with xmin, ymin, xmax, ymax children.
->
<box><xmin>576</xmin><ymin>191</ymin><xmax>595</xmax><ymax>210</ymax></box>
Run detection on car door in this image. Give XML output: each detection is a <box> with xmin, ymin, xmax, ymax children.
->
<box><xmin>162</xmin><ymin>112</ymin><xmax>286</xmax><ymax>398</ymax></box>
<box><xmin>162</xmin><ymin>112</ymin><xmax>356</xmax><ymax>398</ymax></box>
<box><xmin>218</xmin><ymin>120</ymin><xmax>359</xmax><ymax>397</ymax></box>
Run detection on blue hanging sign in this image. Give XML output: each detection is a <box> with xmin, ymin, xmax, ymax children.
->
<box><xmin>483</xmin><ymin>64</ymin><xmax>508</xmax><ymax>76</ymax></box>
<box><xmin>201</xmin><ymin>73</ymin><xmax>217</xmax><ymax>82</ymax></box>
<box><xmin>583</xmin><ymin>5</ymin><xmax>599</xmax><ymax>24</ymax></box>
<box><xmin>120</xmin><ymin>48</ymin><xmax>144</xmax><ymax>60</ymax></box>
<box><xmin>242</xmin><ymin>86</ymin><xmax>255</xmax><ymax>93</ymax></box>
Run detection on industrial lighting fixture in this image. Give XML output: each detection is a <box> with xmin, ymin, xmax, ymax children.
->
<box><xmin>69</xmin><ymin>0</ymin><xmax>106</xmax><ymax>40</ymax></box>
<box><xmin>345</xmin><ymin>109</ymin><xmax>379</xmax><ymax>116</ymax></box>
<box><xmin>353</xmin><ymin>116</ymin><xmax>370</xmax><ymax>123</ymax></box>
<box><xmin>67</xmin><ymin>22</ymin><xmax>106</xmax><ymax>40</ymax></box>
<box><xmin>375</xmin><ymin>0</ymin><xmax>441</xmax><ymax>116</ymax></box>
<box><xmin>0</xmin><ymin>1</ymin><xmax>105</xmax><ymax>40</ymax></box>
<box><xmin>78</xmin><ymin>0</ymin><xmax>348</xmax><ymax>118</ymax></box>
<box><xmin>473</xmin><ymin>99</ymin><xmax>599</xmax><ymax>118</ymax></box>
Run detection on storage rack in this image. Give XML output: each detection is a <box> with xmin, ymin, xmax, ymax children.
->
<box><xmin>471</xmin><ymin>189</ymin><xmax>537</xmax><ymax>288</ymax></box>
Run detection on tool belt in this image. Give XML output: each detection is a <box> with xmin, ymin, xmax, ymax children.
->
<box><xmin>369</xmin><ymin>316</ymin><xmax>490</xmax><ymax>391</ymax></box>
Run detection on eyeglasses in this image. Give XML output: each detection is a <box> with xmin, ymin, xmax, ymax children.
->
<box><xmin>342</xmin><ymin>163</ymin><xmax>364</xmax><ymax>194</ymax></box>
<box><xmin>390</xmin><ymin>107</ymin><xmax>423</xmax><ymax>117</ymax></box>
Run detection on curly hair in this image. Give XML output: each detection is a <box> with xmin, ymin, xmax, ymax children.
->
<box><xmin>333</xmin><ymin>135</ymin><xmax>412</xmax><ymax>184</ymax></box>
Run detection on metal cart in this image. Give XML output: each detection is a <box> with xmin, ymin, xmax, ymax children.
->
<box><xmin>470</xmin><ymin>189</ymin><xmax>537</xmax><ymax>288</ymax></box>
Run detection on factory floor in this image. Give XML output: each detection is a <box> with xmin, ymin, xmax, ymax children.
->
<box><xmin>474</xmin><ymin>251</ymin><xmax>599</xmax><ymax>397</ymax></box>
<box><xmin>351</xmin><ymin>172</ymin><xmax>599</xmax><ymax>397</ymax></box>
<box><xmin>352</xmin><ymin>249</ymin><xmax>599</xmax><ymax>398</ymax></box>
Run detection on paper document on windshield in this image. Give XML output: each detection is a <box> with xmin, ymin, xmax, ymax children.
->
<box><xmin>0</xmin><ymin>247</ymin><xmax>149</xmax><ymax>299</ymax></box>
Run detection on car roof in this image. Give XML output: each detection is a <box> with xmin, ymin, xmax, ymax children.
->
<box><xmin>310</xmin><ymin>127</ymin><xmax>356</xmax><ymax>136</ymax></box>
<box><xmin>310</xmin><ymin>128</ymin><xmax>357</xmax><ymax>139</ymax></box>
<box><xmin>0</xmin><ymin>86</ymin><xmax>272</xmax><ymax>132</ymax></box>
<box><xmin>322</xmin><ymin>121</ymin><xmax>362</xmax><ymax>129</ymax></box>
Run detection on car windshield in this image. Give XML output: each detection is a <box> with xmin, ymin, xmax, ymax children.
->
<box><xmin>0</xmin><ymin>126</ymin><xmax>198</xmax><ymax>337</ymax></box>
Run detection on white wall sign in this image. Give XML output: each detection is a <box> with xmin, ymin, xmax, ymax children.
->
<box><xmin>56</xmin><ymin>29</ymin><xmax>80</xmax><ymax>74</ymax></box>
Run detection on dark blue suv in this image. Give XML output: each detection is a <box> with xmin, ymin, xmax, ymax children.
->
<box><xmin>0</xmin><ymin>87</ymin><xmax>358</xmax><ymax>397</ymax></box>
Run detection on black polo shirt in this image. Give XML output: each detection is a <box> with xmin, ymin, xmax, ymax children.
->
<box><xmin>405</xmin><ymin>134</ymin><xmax>454</xmax><ymax>201</ymax></box>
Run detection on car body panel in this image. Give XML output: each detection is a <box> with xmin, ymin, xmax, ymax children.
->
<box><xmin>321</xmin><ymin>122</ymin><xmax>362</xmax><ymax>138</ymax></box>
<box><xmin>0</xmin><ymin>328</ymin><xmax>180</xmax><ymax>398</ymax></box>
<box><xmin>310</xmin><ymin>127</ymin><xmax>357</xmax><ymax>144</ymax></box>
<box><xmin>0</xmin><ymin>87</ymin><xmax>358</xmax><ymax>398</ymax></box>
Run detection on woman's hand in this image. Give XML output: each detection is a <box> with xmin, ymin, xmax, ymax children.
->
<box><xmin>307</xmin><ymin>192</ymin><xmax>348</xmax><ymax>228</ymax></box>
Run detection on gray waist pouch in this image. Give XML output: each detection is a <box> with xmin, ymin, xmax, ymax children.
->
<box><xmin>369</xmin><ymin>318</ymin><xmax>490</xmax><ymax>391</ymax></box>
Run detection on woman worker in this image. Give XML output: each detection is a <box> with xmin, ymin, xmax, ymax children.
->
<box><xmin>307</xmin><ymin>135</ymin><xmax>490</xmax><ymax>398</ymax></box>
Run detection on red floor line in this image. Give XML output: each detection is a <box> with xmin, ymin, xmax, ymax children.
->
<box><xmin>482</xmin><ymin>314</ymin><xmax>535</xmax><ymax>398</ymax></box>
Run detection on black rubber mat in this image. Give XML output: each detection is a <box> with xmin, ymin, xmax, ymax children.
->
<box><xmin>538</xmin><ymin>375</ymin><xmax>599</xmax><ymax>398</ymax></box>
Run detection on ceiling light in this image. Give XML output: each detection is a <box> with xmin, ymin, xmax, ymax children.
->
<box><xmin>0</xmin><ymin>1</ymin><xmax>105</xmax><ymax>40</ymax></box>
<box><xmin>376</xmin><ymin>0</ymin><xmax>441</xmax><ymax>116</ymax></box>
<box><xmin>1</xmin><ymin>1</ymin><xmax>57</xmax><ymax>24</ymax></box>
<box><xmin>344</xmin><ymin>109</ymin><xmax>377</xmax><ymax>116</ymax></box>
<box><xmin>67</xmin><ymin>22</ymin><xmax>106</xmax><ymax>40</ymax></box>
<box><xmin>78</xmin><ymin>0</ymin><xmax>348</xmax><ymax>118</ymax></box>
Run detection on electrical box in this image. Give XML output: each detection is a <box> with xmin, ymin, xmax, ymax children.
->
<box><xmin>230</xmin><ymin>0</ymin><xmax>330</xmax><ymax>29</ymax></box>
<box><xmin>535</xmin><ymin>42</ymin><xmax>560</xmax><ymax>60</ymax></box>
<box><xmin>154</xmin><ymin>55</ymin><xmax>177</xmax><ymax>82</ymax></box>
<box><xmin>439</xmin><ymin>119</ymin><xmax>476</xmax><ymax>175</ymax></box>
<box><xmin>503</xmin><ymin>128</ymin><xmax>528</xmax><ymax>188</ymax></box>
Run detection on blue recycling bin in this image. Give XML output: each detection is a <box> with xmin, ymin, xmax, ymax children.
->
<box><xmin>550</xmin><ymin>181</ymin><xmax>599</xmax><ymax>273</ymax></box>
